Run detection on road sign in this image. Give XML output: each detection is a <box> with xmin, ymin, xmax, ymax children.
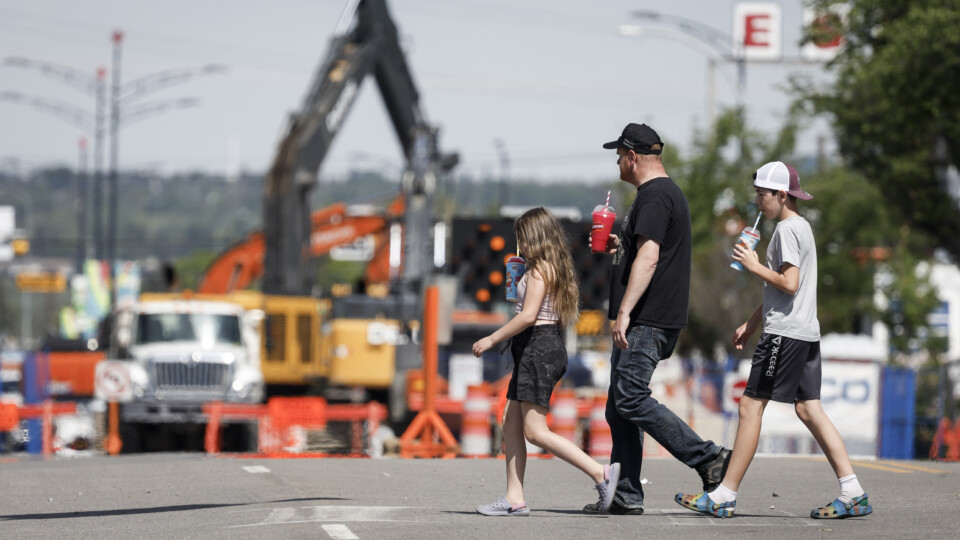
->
<box><xmin>723</xmin><ymin>372</ymin><xmax>749</xmax><ymax>413</ymax></box>
<box><xmin>94</xmin><ymin>360</ymin><xmax>133</xmax><ymax>402</ymax></box>
<box><xmin>15</xmin><ymin>272</ymin><xmax>66</xmax><ymax>293</ymax></box>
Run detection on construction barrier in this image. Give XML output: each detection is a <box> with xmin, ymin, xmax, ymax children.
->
<box><xmin>203</xmin><ymin>398</ymin><xmax>387</xmax><ymax>456</ymax></box>
<box><xmin>461</xmin><ymin>384</ymin><xmax>492</xmax><ymax>457</ymax></box>
<box><xmin>0</xmin><ymin>400</ymin><xmax>78</xmax><ymax>456</ymax></box>
<box><xmin>929</xmin><ymin>417</ymin><xmax>960</xmax><ymax>461</ymax></box>
<box><xmin>551</xmin><ymin>388</ymin><xmax>578</xmax><ymax>446</ymax></box>
<box><xmin>588</xmin><ymin>394</ymin><xmax>612</xmax><ymax>458</ymax></box>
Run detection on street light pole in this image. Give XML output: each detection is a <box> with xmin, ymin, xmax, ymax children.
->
<box><xmin>93</xmin><ymin>68</ymin><xmax>106</xmax><ymax>261</ymax></box>
<box><xmin>627</xmin><ymin>10</ymin><xmax>748</xmax><ymax>152</ymax></box>
<box><xmin>76</xmin><ymin>137</ymin><xmax>88</xmax><ymax>273</ymax></box>
<box><xmin>2</xmin><ymin>57</ymin><xmax>108</xmax><ymax>264</ymax></box>
<box><xmin>107</xmin><ymin>30</ymin><xmax>123</xmax><ymax>287</ymax></box>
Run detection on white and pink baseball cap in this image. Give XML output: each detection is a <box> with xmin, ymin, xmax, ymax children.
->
<box><xmin>752</xmin><ymin>161</ymin><xmax>813</xmax><ymax>200</ymax></box>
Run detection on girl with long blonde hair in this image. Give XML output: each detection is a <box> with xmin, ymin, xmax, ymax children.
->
<box><xmin>473</xmin><ymin>207</ymin><xmax>620</xmax><ymax>516</ymax></box>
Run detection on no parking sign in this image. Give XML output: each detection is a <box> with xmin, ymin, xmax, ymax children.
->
<box><xmin>722</xmin><ymin>372</ymin><xmax>749</xmax><ymax>413</ymax></box>
<box><xmin>95</xmin><ymin>360</ymin><xmax>133</xmax><ymax>402</ymax></box>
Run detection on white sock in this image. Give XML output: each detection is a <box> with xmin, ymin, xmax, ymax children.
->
<box><xmin>708</xmin><ymin>483</ymin><xmax>737</xmax><ymax>504</ymax></box>
<box><xmin>838</xmin><ymin>474</ymin><xmax>864</xmax><ymax>504</ymax></box>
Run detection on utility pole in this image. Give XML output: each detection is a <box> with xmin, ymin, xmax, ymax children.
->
<box><xmin>93</xmin><ymin>68</ymin><xmax>106</xmax><ymax>261</ymax></box>
<box><xmin>76</xmin><ymin>137</ymin><xmax>88</xmax><ymax>273</ymax></box>
<box><xmin>493</xmin><ymin>138</ymin><xmax>509</xmax><ymax>214</ymax></box>
<box><xmin>107</xmin><ymin>30</ymin><xmax>123</xmax><ymax>290</ymax></box>
<box><xmin>1</xmin><ymin>58</ymin><xmax>108</xmax><ymax>262</ymax></box>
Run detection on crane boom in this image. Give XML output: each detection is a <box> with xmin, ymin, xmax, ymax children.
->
<box><xmin>262</xmin><ymin>0</ymin><xmax>457</xmax><ymax>296</ymax></box>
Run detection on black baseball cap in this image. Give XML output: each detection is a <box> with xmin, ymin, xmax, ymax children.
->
<box><xmin>602</xmin><ymin>123</ymin><xmax>663</xmax><ymax>155</ymax></box>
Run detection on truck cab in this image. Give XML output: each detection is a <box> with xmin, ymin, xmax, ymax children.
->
<box><xmin>114</xmin><ymin>296</ymin><xmax>264</xmax><ymax>451</ymax></box>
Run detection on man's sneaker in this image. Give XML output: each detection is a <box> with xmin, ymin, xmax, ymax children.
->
<box><xmin>476</xmin><ymin>497</ymin><xmax>530</xmax><ymax>516</ymax></box>
<box><xmin>591</xmin><ymin>463</ymin><xmax>621</xmax><ymax>514</ymax></box>
<box><xmin>810</xmin><ymin>493</ymin><xmax>873</xmax><ymax>519</ymax></box>
<box><xmin>583</xmin><ymin>500</ymin><xmax>644</xmax><ymax>515</ymax></box>
<box><xmin>675</xmin><ymin>491</ymin><xmax>736</xmax><ymax>518</ymax></box>
<box><xmin>696</xmin><ymin>447</ymin><xmax>731</xmax><ymax>492</ymax></box>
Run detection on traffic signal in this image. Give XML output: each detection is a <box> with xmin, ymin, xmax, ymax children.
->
<box><xmin>449</xmin><ymin>217</ymin><xmax>611</xmax><ymax>311</ymax></box>
<box><xmin>450</xmin><ymin>218</ymin><xmax>516</xmax><ymax>309</ymax></box>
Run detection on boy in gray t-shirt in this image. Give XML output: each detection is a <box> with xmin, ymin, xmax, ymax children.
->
<box><xmin>675</xmin><ymin>161</ymin><xmax>872</xmax><ymax>520</ymax></box>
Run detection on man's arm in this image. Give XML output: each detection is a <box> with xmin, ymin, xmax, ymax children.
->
<box><xmin>612</xmin><ymin>236</ymin><xmax>659</xmax><ymax>349</ymax></box>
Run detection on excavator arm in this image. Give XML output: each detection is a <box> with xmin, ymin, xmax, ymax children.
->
<box><xmin>262</xmin><ymin>0</ymin><xmax>456</xmax><ymax>296</ymax></box>
<box><xmin>198</xmin><ymin>195</ymin><xmax>404</xmax><ymax>294</ymax></box>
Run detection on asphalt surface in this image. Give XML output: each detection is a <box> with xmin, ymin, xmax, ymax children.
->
<box><xmin>1</xmin><ymin>453</ymin><xmax>957</xmax><ymax>539</ymax></box>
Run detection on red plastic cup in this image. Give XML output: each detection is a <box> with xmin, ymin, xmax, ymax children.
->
<box><xmin>591</xmin><ymin>205</ymin><xmax>616</xmax><ymax>253</ymax></box>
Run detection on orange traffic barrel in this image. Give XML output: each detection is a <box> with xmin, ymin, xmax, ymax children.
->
<box><xmin>461</xmin><ymin>384</ymin><xmax>492</xmax><ymax>457</ymax></box>
<box><xmin>551</xmin><ymin>388</ymin><xmax>578</xmax><ymax>445</ymax></box>
<box><xmin>588</xmin><ymin>394</ymin><xmax>613</xmax><ymax>458</ymax></box>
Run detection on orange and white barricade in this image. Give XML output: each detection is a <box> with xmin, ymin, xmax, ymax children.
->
<box><xmin>551</xmin><ymin>388</ymin><xmax>578</xmax><ymax>446</ymax></box>
<box><xmin>461</xmin><ymin>384</ymin><xmax>492</xmax><ymax>457</ymax></box>
<box><xmin>588</xmin><ymin>394</ymin><xmax>613</xmax><ymax>458</ymax></box>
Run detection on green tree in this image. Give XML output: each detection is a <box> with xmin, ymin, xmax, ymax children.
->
<box><xmin>799</xmin><ymin>0</ymin><xmax>960</xmax><ymax>260</ymax></box>
<box><xmin>672</xmin><ymin>108</ymin><xmax>802</xmax><ymax>358</ymax></box>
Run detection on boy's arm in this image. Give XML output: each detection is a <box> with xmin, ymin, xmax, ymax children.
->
<box><xmin>612</xmin><ymin>236</ymin><xmax>659</xmax><ymax>349</ymax></box>
<box><xmin>732</xmin><ymin>243</ymin><xmax>800</xmax><ymax>295</ymax></box>
<box><xmin>733</xmin><ymin>306</ymin><xmax>763</xmax><ymax>350</ymax></box>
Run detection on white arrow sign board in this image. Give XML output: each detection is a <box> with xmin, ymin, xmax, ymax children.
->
<box><xmin>95</xmin><ymin>360</ymin><xmax>133</xmax><ymax>402</ymax></box>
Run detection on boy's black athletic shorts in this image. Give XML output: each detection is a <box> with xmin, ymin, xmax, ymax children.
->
<box><xmin>506</xmin><ymin>324</ymin><xmax>567</xmax><ymax>408</ymax></box>
<box><xmin>743</xmin><ymin>333</ymin><xmax>821</xmax><ymax>404</ymax></box>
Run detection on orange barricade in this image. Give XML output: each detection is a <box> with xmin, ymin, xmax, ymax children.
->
<box><xmin>203</xmin><ymin>399</ymin><xmax>387</xmax><ymax>456</ymax></box>
<box><xmin>46</xmin><ymin>351</ymin><xmax>104</xmax><ymax>397</ymax></box>
<box><xmin>551</xmin><ymin>389</ymin><xmax>578</xmax><ymax>446</ymax></box>
<box><xmin>203</xmin><ymin>402</ymin><xmax>269</xmax><ymax>455</ymax></box>
<box><xmin>0</xmin><ymin>402</ymin><xmax>18</xmax><ymax>431</ymax></box>
<box><xmin>268</xmin><ymin>397</ymin><xmax>327</xmax><ymax>429</ymax></box>
<box><xmin>327</xmin><ymin>402</ymin><xmax>388</xmax><ymax>456</ymax></box>
<box><xmin>944</xmin><ymin>418</ymin><xmax>960</xmax><ymax>461</ymax></box>
<box><xmin>17</xmin><ymin>400</ymin><xmax>78</xmax><ymax>456</ymax></box>
<box><xmin>460</xmin><ymin>384</ymin><xmax>492</xmax><ymax>457</ymax></box>
<box><xmin>261</xmin><ymin>397</ymin><xmax>327</xmax><ymax>455</ymax></box>
<box><xmin>588</xmin><ymin>394</ymin><xmax>612</xmax><ymax>459</ymax></box>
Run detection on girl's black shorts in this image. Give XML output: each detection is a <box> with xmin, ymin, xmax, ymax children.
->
<box><xmin>506</xmin><ymin>324</ymin><xmax>567</xmax><ymax>408</ymax></box>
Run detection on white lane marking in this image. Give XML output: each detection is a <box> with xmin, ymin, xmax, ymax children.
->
<box><xmin>242</xmin><ymin>465</ymin><xmax>271</xmax><ymax>473</ymax></box>
<box><xmin>262</xmin><ymin>508</ymin><xmax>298</xmax><ymax>524</ymax></box>
<box><xmin>322</xmin><ymin>524</ymin><xmax>359</xmax><ymax>540</ymax></box>
<box><xmin>229</xmin><ymin>506</ymin><xmax>437</xmax><ymax>528</ymax></box>
<box><xmin>308</xmin><ymin>506</ymin><xmax>412</xmax><ymax>522</ymax></box>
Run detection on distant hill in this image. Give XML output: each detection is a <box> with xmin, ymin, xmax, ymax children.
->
<box><xmin>0</xmin><ymin>168</ymin><xmax>619</xmax><ymax>262</ymax></box>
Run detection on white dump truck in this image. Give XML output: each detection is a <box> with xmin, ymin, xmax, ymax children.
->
<box><xmin>113</xmin><ymin>294</ymin><xmax>264</xmax><ymax>452</ymax></box>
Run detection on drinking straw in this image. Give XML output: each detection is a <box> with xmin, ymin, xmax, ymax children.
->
<box><xmin>605</xmin><ymin>190</ymin><xmax>611</xmax><ymax>208</ymax></box>
<box><xmin>752</xmin><ymin>211</ymin><xmax>762</xmax><ymax>230</ymax></box>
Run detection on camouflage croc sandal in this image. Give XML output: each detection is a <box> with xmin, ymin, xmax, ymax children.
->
<box><xmin>811</xmin><ymin>494</ymin><xmax>872</xmax><ymax>519</ymax></box>
<box><xmin>674</xmin><ymin>492</ymin><xmax>736</xmax><ymax>518</ymax></box>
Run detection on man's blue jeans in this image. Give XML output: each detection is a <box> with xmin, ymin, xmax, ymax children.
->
<box><xmin>606</xmin><ymin>324</ymin><xmax>719</xmax><ymax>508</ymax></box>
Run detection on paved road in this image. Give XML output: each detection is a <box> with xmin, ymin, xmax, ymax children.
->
<box><xmin>1</xmin><ymin>453</ymin><xmax>957</xmax><ymax>539</ymax></box>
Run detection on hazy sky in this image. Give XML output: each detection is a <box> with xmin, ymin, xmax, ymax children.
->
<box><xmin>0</xmin><ymin>0</ymin><xmax>834</xmax><ymax>184</ymax></box>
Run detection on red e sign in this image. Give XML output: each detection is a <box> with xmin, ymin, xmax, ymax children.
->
<box><xmin>733</xmin><ymin>3</ymin><xmax>782</xmax><ymax>61</ymax></box>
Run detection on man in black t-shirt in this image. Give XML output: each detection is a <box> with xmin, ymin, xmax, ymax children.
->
<box><xmin>583</xmin><ymin>123</ymin><xmax>729</xmax><ymax>515</ymax></box>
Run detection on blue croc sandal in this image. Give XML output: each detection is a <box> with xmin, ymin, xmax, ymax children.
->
<box><xmin>674</xmin><ymin>492</ymin><xmax>735</xmax><ymax>518</ymax></box>
<box><xmin>811</xmin><ymin>493</ymin><xmax>872</xmax><ymax>519</ymax></box>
